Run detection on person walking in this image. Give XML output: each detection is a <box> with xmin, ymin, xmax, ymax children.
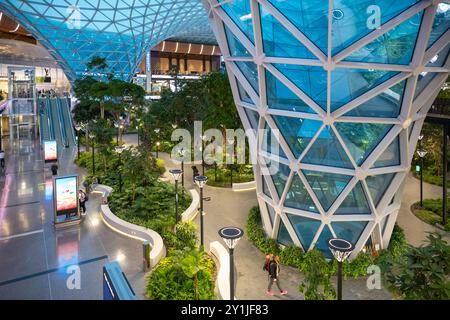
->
<box><xmin>79</xmin><ymin>189</ymin><xmax>87</xmax><ymax>216</ymax></box>
<box><xmin>0</xmin><ymin>150</ymin><xmax>5</xmax><ymax>171</ymax></box>
<box><xmin>266</xmin><ymin>255</ymin><xmax>288</xmax><ymax>296</ymax></box>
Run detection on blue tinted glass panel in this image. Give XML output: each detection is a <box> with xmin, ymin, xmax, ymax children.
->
<box><xmin>331</xmin><ymin>69</ymin><xmax>399</xmax><ymax>111</ymax></box>
<box><xmin>224</xmin><ymin>24</ymin><xmax>251</xmax><ymax>57</ymax></box>
<box><xmin>335</xmin><ymin>182</ymin><xmax>371</xmax><ymax>215</ymax></box>
<box><xmin>287</xmin><ymin>214</ymin><xmax>321</xmax><ymax>251</ymax></box>
<box><xmin>344</xmin><ymin>80</ymin><xmax>406</xmax><ymax>118</ymax></box>
<box><xmin>285</xmin><ymin>174</ymin><xmax>319</xmax><ymax>213</ymax></box>
<box><xmin>237</xmin><ymin>78</ymin><xmax>253</xmax><ymax>104</ymax></box>
<box><xmin>221</xmin><ymin>0</ymin><xmax>254</xmax><ymax>44</ymax></box>
<box><xmin>273</xmin><ymin>64</ymin><xmax>328</xmax><ymax>111</ymax></box>
<box><xmin>244</xmin><ymin>107</ymin><xmax>259</xmax><ymax>130</ymax></box>
<box><xmin>260</xmin><ymin>4</ymin><xmax>316</xmax><ymax>59</ymax></box>
<box><xmin>332</xmin><ymin>221</ymin><xmax>368</xmax><ymax>246</ymax></box>
<box><xmin>263</xmin><ymin>176</ymin><xmax>272</xmax><ymax>198</ymax></box>
<box><xmin>381</xmin><ymin>214</ymin><xmax>390</xmax><ymax>236</ymax></box>
<box><xmin>314</xmin><ymin>225</ymin><xmax>334</xmax><ymax>259</ymax></box>
<box><xmin>303</xmin><ymin>125</ymin><xmax>354</xmax><ymax>169</ymax></box>
<box><xmin>427</xmin><ymin>3</ymin><xmax>450</xmax><ymax>48</ymax></box>
<box><xmin>426</xmin><ymin>43</ymin><xmax>450</xmax><ymax>67</ymax></box>
<box><xmin>236</xmin><ymin>61</ymin><xmax>259</xmax><ymax>94</ymax></box>
<box><xmin>373</xmin><ymin>136</ymin><xmax>401</xmax><ymax>168</ymax></box>
<box><xmin>277</xmin><ymin>220</ymin><xmax>294</xmax><ymax>246</ymax></box>
<box><xmin>266</xmin><ymin>203</ymin><xmax>276</xmax><ymax>225</ymax></box>
<box><xmin>366</xmin><ymin>173</ymin><xmax>396</xmax><ymax>206</ymax></box>
<box><xmin>262</xmin><ymin>122</ymin><xmax>288</xmax><ymax>159</ymax></box>
<box><xmin>415</xmin><ymin>72</ymin><xmax>438</xmax><ymax>99</ymax></box>
<box><xmin>344</xmin><ymin>12</ymin><xmax>423</xmax><ymax>65</ymax></box>
<box><xmin>273</xmin><ymin>116</ymin><xmax>322</xmax><ymax>158</ymax></box>
<box><xmin>335</xmin><ymin>123</ymin><xmax>393</xmax><ymax>166</ymax></box>
<box><xmin>266</xmin><ymin>0</ymin><xmax>328</xmax><ymax>54</ymax></box>
<box><xmin>271</xmin><ymin>160</ymin><xmax>291</xmax><ymax>197</ymax></box>
<box><xmin>303</xmin><ymin>170</ymin><xmax>353</xmax><ymax>212</ymax></box>
<box><xmin>266</xmin><ymin>70</ymin><xmax>316</xmax><ymax>113</ymax></box>
<box><xmin>332</xmin><ymin>0</ymin><xmax>419</xmax><ymax>54</ymax></box>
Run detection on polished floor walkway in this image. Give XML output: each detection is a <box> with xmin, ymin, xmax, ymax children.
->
<box><xmin>0</xmin><ymin>137</ymin><xmax>147</xmax><ymax>300</ymax></box>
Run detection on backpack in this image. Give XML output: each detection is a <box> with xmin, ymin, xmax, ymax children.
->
<box><xmin>263</xmin><ymin>260</ymin><xmax>270</xmax><ymax>272</ymax></box>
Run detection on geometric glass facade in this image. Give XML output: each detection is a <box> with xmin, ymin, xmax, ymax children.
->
<box><xmin>0</xmin><ymin>0</ymin><xmax>216</xmax><ymax>81</ymax></box>
<box><xmin>203</xmin><ymin>0</ymin><xmax>450</xmax><ymax>258</ymax></box>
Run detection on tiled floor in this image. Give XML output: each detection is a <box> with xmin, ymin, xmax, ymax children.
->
<box><xmin>0</xmin><ymin>137</ymin><xmax>149</xmax><ymax>300</ymax></box>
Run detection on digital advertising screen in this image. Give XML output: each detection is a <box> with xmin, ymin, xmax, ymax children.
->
<box><xmin>53</xmin><ymin>175</ymin><xmax>79</xmax><ymax>222</ymax></box>
<box><xmin>44</xmin><ymin>140</ymin><xmax>58</xmax><ymax>163</ymax></box>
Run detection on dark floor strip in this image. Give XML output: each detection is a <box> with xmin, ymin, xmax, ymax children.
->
<box><xmin>2</xmin><ymin>200</ymin><xmax>41</xmax><ymax>209</ymax></box>
<box><xmin>0</xmin><ymin>255</ymin><xmax>109</xmax><ymax>287</ymax></box>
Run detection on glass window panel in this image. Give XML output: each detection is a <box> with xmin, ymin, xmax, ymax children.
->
<box><xmin>366</xmin><ymin>173</ymin><xmax>396</xmax><ymax>207</ymax></box>
<box><xmin>331</xmin><ymin>221</ymin><xmax>368</xmax><ymax>246</ymax></box>
<box><xmin>287</xmin><ymin>214</ymin><xmax>322</xmax><ymax>251</ymax></box>
<box><xmin>373</xmin><ymin>136</ymin><xmax>401</xmax><ymax>168</ymax></box>
<box><xmin>262</xmin><ymin>122</ymin><xmax>288</xmax><ymax>159</ymax></box>
<box><xmin>221</xmin><ymin>0</ymin><xmax>254</xmax><ymax>44</ymax></box>
<box><xmin>427</xmin><ymin>3</ymin><xmax>450</xmax><ymax>48</ymax></box>
<box><xmin>244</xmin><ymin>107</ymin><xmax>259</xmax><ymax>131</ymax></box>
<box><xmin>263</xmin><ymin>176</ymin><xmax>272</xmax><ymax>198</ymax></box>
<box><xmin>331</xmin><ymin>69</ymin><xmax>399</xmax><ymax>112</ymax></box>
<box><xmin>235</xmin><ymin>61</ymin><xmax>259</xmax><ymax>94</ymax></box>
<box><xmin>236</xmin><ymin>77</ymin><xmax>254</xmax><ymax>104</ymax></box>
<box><xmin>344</xmin><ymin>80</ymin><xmax>406</xmax><ymax>118</ymax></box>
<box><xmin>265</xmin><ymin>70</ymin><xmax>316</xmax><ymax>114</ymax></box>
<box><xmin>380</xmin><ymin>215</ymin><xmax>389</xmax><ymax>236</ymax></box>
<box><xmin>285</xmin><ymin>174</ymin><xmax>319</xmax><ymax>213</ymax></box>
<box><xmin>303</xmin><ymin>125</ymin><xmax>354</xmax><ymax>169</ymax></box>
<box><xmin>266</xmin><ymin>203</ymin><xmax>276</xmax><ymax>226</ymax></box>
<box><xmin>426</xmin><ymin>43</ymin><xmax>450</xmax><ymax>68</ymax></box>
<box><xmin>273</xmin><ymin>116</ymin><xmax>322</xmax><ymax>158</ymax></box>
<box><xmin>271</xmin><ymin>160</ymin><xmax>291</xmax><ymax>197</ymax></box>
<box><xmin>273</xmin><ymin>64</ymin><xmax>328</xmax><ymax>111</ymax></box>
<box><xmin>260</xmin><ymin>4</ymin><xmax>316</xmax><ymax>59</ymax></box>
<box><xmin>224</xmin><ymin>24</ymin><xmax>251</xmax><ymax>57</ymax></box>
<box><xmin>303</xmin><ymin>170</ymin><xmax>353</xmax><ymax>212</ymax></box>
<box><xmin>332</xmin><ymin>0</ymin><xmax>419</xmax><ymax>54</ymax></box>
<box><xmin>344</xmin><ymin>12</ymin><xmax>423</xmax><ymax>65</ymax></box>
<box><xmin>335</xmin><ymin>123</ymin><xmax>393</xmax><ymax>166</ymax></box>
<box><xmin>335</xmin><ymin>182</ymin><xmax>371</xmax><ymax>215</ymax></box>
<box><xmin>314</xmin><ymin>225</ymin><xmax>334</xmax><ymax>259</ymax></box>
<box><xmin>414</xmin><ymin>72</ymin><xmax>438</xmax><ymax>99</ymax></box>
<box><xmin>277</xmin><ymin>220</ymin><xmax>294</xmax><ymax>246</ymax></box>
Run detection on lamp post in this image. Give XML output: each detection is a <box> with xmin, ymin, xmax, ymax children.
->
<box><xmin>195</xmin><ymin>175</ymin><xmax>208</xmax><ymax>247</ymax></box>
<box><xmin>115</xmin><ymin>146</ymin><xmax>125</xmax><ymax>193</ymax></box>
<box><xmin>169</xmin><ymin>169</ymin><xmax>183</xmax><ymax>224</ymax></box>
<box><xmin>75</xmin><ymin>124</ymin><xmax>82</xmax><ymax>160</ymax></box>
<box><xmin>89</xmin><ymin>133</ymin><xmax>96</xmax><ymax>176</ymax></box>
<box><xmin>114</xmin><ymin>122</ymin><xmax>120</xmax><ymax>146</ymax></box>
<box><xmin>156</xmin><ymin>141</ymin><xmax>160</xmax><ymax>159</ymax></box>
<box><xmin>219</xmin><ymin>227</ymin><xmax>244</xmax><ymax>301</ymax></box>
<box><xmin>201</xmin><ymin>135</ymin><xmax>207</xmax><ymax>175</ymax></box>
<box><xmin>417</xmin><ymin>148</ymin><xmax>428</xmax><ymax>207</ymax></box>
<box><xmin>328</xmin><ymin>238</ymin><xmax>354</xmax><ymax>300</ymax></box>
<box><xmin>178</xmin><ymin>148</ymin><xmax>186</xmax><ymax>195</ymax></box>
<box><xmin>227</xmin><ymin>138</ymin><xmax>235</xmax><ymax>188</ymax></box>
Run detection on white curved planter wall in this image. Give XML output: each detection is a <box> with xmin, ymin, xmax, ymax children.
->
<box><xmin>209</xmin><ymin>241</ymin><xmax>237</xmax><ymax>300</ymax></box>
<box><xmin>232</xmin><ymin>181</ymin><xmax>256</xmax><ymax>192</ymax></box>
<box><xmin>182</xmin><ymin>189</ymin><xmax>200</xmax><ymax>222</ymax></box>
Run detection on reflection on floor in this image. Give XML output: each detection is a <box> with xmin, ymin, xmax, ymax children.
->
<box><xmin>0</xmin><ymin>137</ymin><xmax>147</xmax><ymax>300</ymax></box>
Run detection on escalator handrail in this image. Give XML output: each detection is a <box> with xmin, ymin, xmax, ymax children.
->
<box><xmin>46</xmin><ymin>98</ymin><xmax>55</xmax><ymax>140</ymax></box>
<box><xmin>61</xmin><ymin>97</ymin><xmax>76</xmax><ymax>147</ymax></box>
<box><xmin>56</xmin><ymin>98</ymin><xmax>69</xmax><ymax>148</ymax></box>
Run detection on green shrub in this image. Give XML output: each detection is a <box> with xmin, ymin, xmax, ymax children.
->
<box><xmin>174</xmin><ymin>221</ymin><xmax>198</xmax><ymax>250</ymax></box>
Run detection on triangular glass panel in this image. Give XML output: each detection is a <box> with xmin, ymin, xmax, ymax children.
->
<box><xmin>266</xmin><ymin>203</ymin><xmax>276</xmax><ymax>226</ymax></box>
<box><xmin>270</xmin><ymin>160</ymin><xmax>291</xmax><ymax>198</ymax></box>
<box><xmin>331</xmin><ymin>68</ymin><xmax>399</xmax><ymax>112</ymax></box>
<box><xmin>335</xmin><ymin>182</ymin><xmax>371</xmax><ymax>215</ymax></box>
<box><xmin>221</xmin><ymin>0</ymin><xmax>254</xmax><ymax>44</ymax></box>
<box><xmin>265</xmin><ymin>69</ymin><xmax>316</xmax><ymax>114</ymax></box>
<box><xmin>314</xmin><ymin>224</ymin><xmax>334</xmax><ymax>259</ymax></box>
<box><xmin>331</xmin><ymin>221</ymin><xmax>368</xmax><ymax>246</ymax></box>
<box><xmin>259</xmin><ymin>4</ymin><xmax>316</xmax><ymax>59</ymax></box>
<box><xmin>262</xmin><ymin>176</ymin><xmax>272</xmax><ymax>198</ymax></box>
<box><xmin>272</xmin><ymin>116</ymin><xmax>322</xmax><ymax>158</ymax></box>
<box><xmin>262</xmin><ymin>122</ymin><xmax>288</xmax><ymax>159</ymax></box>
<box><xmin>302</xmin><ymin>170</ymin><xmax>353</xmax><ymax>212</ymax></box>
<box><xmin>344</xmin><ymin>80</ymin><xmax>406</xmax><ymax>118</ymax></box>
<box><xmin>224</xmin><ymin>24</ymin><xmax>251</xmax><ymax>57</ymax></box>
<box><xmin>277</xmin><ymin>219</ymin><xmax>294</xmax><ymax>246</ymax></box>
<box><xmin>366</xmin><ymin>173</ymin><xmax>396</xmax><ymax>207</ymax></box>
<box><xmin>372</xmin><ymin>136</ymin><xmax>401</xmax><ymax>168</ymax></box>
<box><xmin>273</xmin><ymin>64</ymin><xmax>327</xmax><ymax>111</ymax></box>
<box><xmin>331</xmin><ymin>0</ymin><xmax>420</xmax><ymax>54</ymax></box>
<box><xmin>414</xmin><ymin>72</ymin><xmax>438</xmax><ymax>99</ymax></box>
<box><xmin>244</xmin><ymin>107</ymin><xmax>260</xmax><ymax>131</ymax></box>
<box><xmin>236</xmin><ymin>77</ymin><xmax>254</xmax><ymax>104</ymax></box>
<box><xmin>344</xmin><ymin>11</ymin><xmax>423</xmax><ymax>65</ymax></box>
<box><xmin>235</xmin><ymin>61</ymin><xmax>259</xmax><ymax>94</ymax></box>
<box><xmin>335</xmin><ymin>123</ymin><xmax>393</xmax><ymax>166</ymax></box>
<box><xmin>284</xmin><ymin>174</ymin><xmax>319</xmax><ymax>213</ymax></box>
<box><xmin>380</xmin><ymin>214</ymin><xmax>389</xmax><ymax>237</ymax></box>
<box><xmin>266</xmin><ymin>0</ymin><xmax>329</xmax><ymax>54</ymax></box>
<box><xmin>426</xmin><ymin>43</ymin><xmax>450</xmax><ymax>68</ymax></box>
<box><xmin>287</xmin><ymin>214</ymin><xmax>321</xmax><ymax>251</ymax></box>
<box><xmin>303</xmin><ymin>125</ymin><xmax>354</xmax><ymax>169</ymax></box>
<box><xmin>427</xmin><ymin>3</ymin><xmax>450</xmax><ymax>48</ymax></box>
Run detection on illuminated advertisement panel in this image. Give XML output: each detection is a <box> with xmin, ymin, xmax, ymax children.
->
<box><xmin>44</xmin><ymin>140</ymin><xmax>58</xmax><ymax>163</ymax></box>
<box><xmin>53</xmin><ymin>175</ymin><xmax>79</xmax><ymax>224</ymax></box>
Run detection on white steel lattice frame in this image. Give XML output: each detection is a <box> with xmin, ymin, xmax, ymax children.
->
<box><xmin>202</xmin><ymin>0</ymin><xmax>450</xmax><ymax>258</ymax></box>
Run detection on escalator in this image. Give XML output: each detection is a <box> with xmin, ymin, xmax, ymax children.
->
<box><xmin>58</xmin><ymin>98</ymin><xmax>76</xmax><ymax>148</ymax></box>
<box><xmin>49</xmin><ymin>98</ymin><xmax>65</xmax><ymax>149</ymax></box>
<box><xmin>38</xmin><ymin>99</ymin><xmax>51</xmax><ymax>143</ymax></box>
